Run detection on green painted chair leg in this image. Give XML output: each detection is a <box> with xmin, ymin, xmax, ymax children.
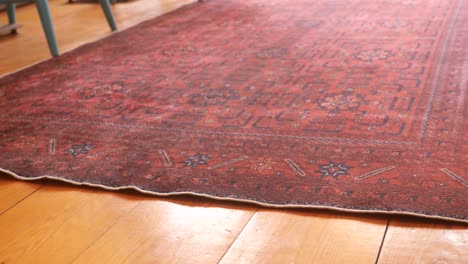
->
<box><xmin>6</xmin><ymin>2</ymin><xmax>17</xmax><ymax>34</ymax></box>
<box><xmin>35</xmin><ymin>0</ymin><xmax>59</xmax><ymax>56</ymax></box>
<box><xmin>99</xmin><ymin>0</ymin><xmax>117</xmax><ymax>31</ymax></box>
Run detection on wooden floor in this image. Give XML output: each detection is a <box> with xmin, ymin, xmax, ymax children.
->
<box><xmin>0</xmin><ymin>1</ymin><xmax>466</xmax><ymax>263</ymax></box>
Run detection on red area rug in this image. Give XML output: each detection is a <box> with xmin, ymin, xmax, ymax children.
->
<box><xmin>0</xmin><ymin>0</ymin><xmax>467</xmax><ymax>222</ymax></box>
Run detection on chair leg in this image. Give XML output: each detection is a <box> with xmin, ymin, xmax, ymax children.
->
<box><xmin>6</xmin><ymin>3</ymin><xmax>17</xmax><ymax>34</ymax></box>
<box><xmin>35</xmin><ymin>0</ymin><xmax>59</xmax><ymax>57</ymax></box>
<box><xmin>98</xmin><ymin>0</ymin><xmax>117</xmax><ymax>31</ymax></box>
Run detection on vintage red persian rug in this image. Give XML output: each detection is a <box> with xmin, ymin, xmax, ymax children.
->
<box><xmin>0</xmin><ymin>0</ymin><xmax>467</xmax><ymax>222</ymax></box>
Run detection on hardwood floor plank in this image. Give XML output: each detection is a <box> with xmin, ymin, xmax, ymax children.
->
<box><xmin>377</xmin><ymin>217</ymin><xmax>468</xmax><ymax>264</ymax></box>
<box><xmin>219</xmin><ymin>209</ymin><xmax>388</xmax><ymax>264</ymax></box>
<box><xmin>73</xmin><ymin>197</ymin><xmax>256</xmax><ymax>264</ymax></box>
<box><xmin>0</xmin><ymin>184</ymin><xmax>140</xmax><ymax>263</ymax></box>
<box><xmin>0</xmin><ymin>174</ymin><xmax>42</xmax><ymax>214</ymax></box>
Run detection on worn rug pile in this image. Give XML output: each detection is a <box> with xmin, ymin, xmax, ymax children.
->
<box><xmin>0</xmin><ymin>0</ymin><xmax>466</xmax><ymax>222</ymax></box>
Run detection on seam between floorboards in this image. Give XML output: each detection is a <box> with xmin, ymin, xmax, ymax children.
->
<box><xmin>375</xmin><ymin>216</ymin><xmax>391</xmax><ymax>264</ymax></box>
<box><xmin>0</xmin><ymin>183</ymin><xmax>44</xmax><ymax>216</ymax></box>
<box><xmin>216</xmin><ymin>207</ymin><xmax>259</xmax><ymax>264</ymax></box>
<box><xmin>70</xmin><ymin>199</ymin><xmax>144</xmax><ymax>264</ymax></box>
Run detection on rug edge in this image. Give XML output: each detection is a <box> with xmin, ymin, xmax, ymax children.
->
<box><xmin>1</xmin><ymin>167</ymin><xmax>466</xmax><ymax>224</ymax></box>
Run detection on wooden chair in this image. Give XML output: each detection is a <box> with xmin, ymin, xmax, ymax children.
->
<box><xmin>0</xmin><ymin>0</ymin><xmax>117</xmax><ymax>57</ymax></box>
